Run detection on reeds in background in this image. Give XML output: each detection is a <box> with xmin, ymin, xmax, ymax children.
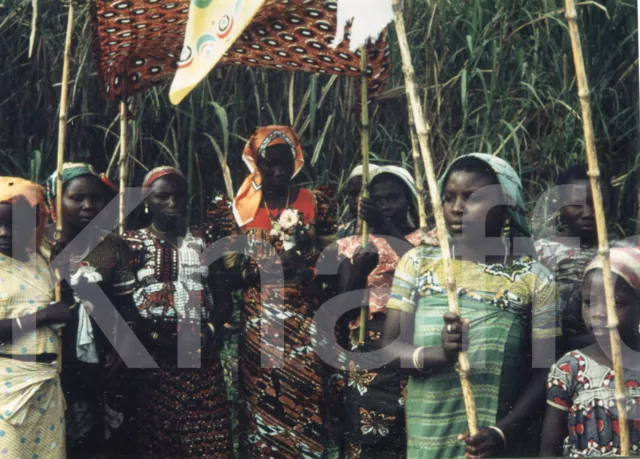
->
<box><xmin>0</xmin><ymin>0</ymin><xmax>638</xmax><ymax>230</ymax></box>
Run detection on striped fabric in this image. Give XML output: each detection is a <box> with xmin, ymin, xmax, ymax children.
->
<box><xmin>387</xmin><ymin>244</ymin><xmax>561</xmax><ymax>458</ymax></box>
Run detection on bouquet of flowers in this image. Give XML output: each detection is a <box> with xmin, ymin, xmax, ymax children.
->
<box><xmin>269</xmin><ymin>208</ymin><xmax>311</xmax><ymax>252</ymax></box>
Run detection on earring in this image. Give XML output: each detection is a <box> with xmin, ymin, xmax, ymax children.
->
<box><xmin>501</xmin><ymin>217</ymin><xmax>511</xmax><ymax>264</ymax></box>
<box><xmin>500</xmin><ymin>217</ymin><xmax>511</xmax><ymax>239</ymax></box>
<box><xmin>144</xmin><ymin>204</ymin><xmax>149</xmax><ymax>214</ymax></box>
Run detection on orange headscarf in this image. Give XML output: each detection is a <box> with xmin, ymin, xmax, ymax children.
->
<box><xmin>233</xmin><ymin>126</ymin><xmax>305</xmax><ymax>227</ymax></box>
<box><xmin>0</xmin><ymin>177</ymin><xmax>48</xmax><ymax>247</ymax></box>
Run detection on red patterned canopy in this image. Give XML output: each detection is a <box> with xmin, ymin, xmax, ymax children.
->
<box><xmin>91</xmin><ymin>0</ymin><xmax>391</xmax><ymax>101</ymax></box>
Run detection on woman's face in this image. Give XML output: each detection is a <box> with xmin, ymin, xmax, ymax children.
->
<box><xmin>0</xmin><ymin>201</ymin><xmax>36</xmax><ymax>258</ymax></box>
<box><xmin>442</xmin><ymin>169</ymin><xmax>505</xmax><ymax>240</ymax></box>
<box><xmin>62</xmin><ymin>176</ymin><xmax>107</xmax><ymax>231</ymax></box>
<box><xmin>559</xmin><ymin>179</ymin><xmax>610</xmax><ymax>240</ymax></box>
<box><xmin>257</xmin><ymin>145</ymin><xmax>294</xmax><ymax>191</ymax></box>
<box><xmin>146</xmin><ymin>175</ymin><xmax>188</xmax><ymax>225</ymax></box>
<box><xmin>370</xmin><ymin>177</ymin><xmax>410</xmax><ymax>227</ymax></box>
<box><xmin>582</xmin><ymin>270</ymin><xmax>640</xmax><ymax>343</ymax></box>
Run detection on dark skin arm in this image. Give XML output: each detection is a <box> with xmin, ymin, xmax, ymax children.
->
<box><xmin>0</xmin><ymin>280</ymin><xmax>74</xmax><ymax>344</ymax></box>
<box><xmin>460</xmin><ymin>367</ymin><xmax>549</xmax><ymax>458</ymax></box>
<box><xmin>0</xmin><ymin>302</ymin><xmax>72</xmax><ymax>344</ymax></box>
<box><xmin>335</xmin><ymin>245</ymin><xmax>379</xmax><ymax>345</ymax></box>
<box><xmin>540</xmin><ymin>404</ymin><xmax>569</xmax><ymax>457</ymax></box>
<box><xmin>382</xmin><ymin>309</ymin><xmax>468</xmax><ymax>378</ymax></box>
<box><xmin>208</xmin><ymin>259</ymin><xmax>234</xmax><ymax>334</ymax></box>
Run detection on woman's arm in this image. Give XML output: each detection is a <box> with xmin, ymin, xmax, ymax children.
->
<box><xmin>0</xmin><ymin>302</ymin><xmax>70</xmax><ymax>344</ymax></box>
<box><xmin>382</xmin><ymin>309</ymin><xmax>466</xmax><ymax>377</ymax></box>
<box><xmin>208</xmin><ymin>259</ymin><xmax>233</xmax><ymax>332</ymax></box>
<box><xmin>540</xmin><ymin>405</ymin><xmax>569</xmax><ymax>457</ymax></box>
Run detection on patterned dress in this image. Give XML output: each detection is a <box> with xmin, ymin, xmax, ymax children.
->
<box><xmin>0</xmin><ymin>252</ymin><xmax>65</xmax><ymax>459</ymax></box>
<box><xmin>547</xmin><ymin>350</ymin><xmax>640</xmax><ymax>456</ymax></box>
<box><xmin>234</xmin><ymin>188</ymin><xmax>337</xmax><ymax>459</ymax></box>
<box><xmin>536</xmin><ymin>238</ymin><xmax>599</xmax><ymax>340</ymax></box>
<box><xmin>336</xmin><ymin>230</ymin><xmax>422</xmax><ymax>458</ymax></box>
<box><xmin>123</xmin><ymin>227</ymin><xmax>232</xmax><ymax>458</ymax></box>
<box><xmin>387</xmin><ymin>244</ymin><xmax>561</xmax><ymax>459</ymax></box>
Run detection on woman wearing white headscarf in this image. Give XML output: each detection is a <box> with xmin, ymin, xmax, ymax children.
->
<box><xmin>338</xmin><ymin>164</ymin><xmax>381</xmax><ymax>238</ymax></box>
<box><xmin>336</xmin><ymin>165</ymin><xmax>422</xmax><ymax>458</ymax></box>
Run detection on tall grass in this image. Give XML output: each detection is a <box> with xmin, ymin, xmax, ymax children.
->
<box><xmin>0</xmin><ymin>0</ymin><xmax>638</xmax><ymax>232</ymax></box>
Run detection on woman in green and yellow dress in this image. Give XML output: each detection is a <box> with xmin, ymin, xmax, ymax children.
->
<box><xmin>385</xmin><ymin>154</ymin><xmax>561</xmax><ymax>458</ymax></box>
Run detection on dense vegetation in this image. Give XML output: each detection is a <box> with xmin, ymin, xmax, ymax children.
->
<box><xmin>0</xmin><ymin>0</ymin><xmax>638</xmax><ymax>232</ymax></box>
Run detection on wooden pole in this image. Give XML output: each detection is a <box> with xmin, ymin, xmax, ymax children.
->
<box><xmin>54</xmin><ymin>0</ymin><xmax>74</xmax><ymax>372</ymax></box>
<box><xmin>392</xmin><ymin>0</ymin><xmax>478</xmax><ymax>436</ymax></box>
<box><xmin>359</xmin><ymin>46</ymin><xmax>370</xmax><ymax>344</ymax></box>
<box><xmin>407</xmin><ymin>108</ymin><xmax>427</xmax><ymax>229</ymax></box>
<box><xmin>564</xmin><ymin>0</ymin><xmax>629</xmax><ymax>454</ymax></box>
<box><xmin>118</xmin><ymin>101</ymin><xmax>127</xmax><ymax>235</ymax></box>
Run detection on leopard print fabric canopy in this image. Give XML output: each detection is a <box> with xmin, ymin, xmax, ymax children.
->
<box><xmin>92</xmin><ymin>0</ymin><xmax>391</xmax><ymax>101</ymax></box>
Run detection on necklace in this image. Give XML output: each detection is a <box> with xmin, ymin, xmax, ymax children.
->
<box><xmin>150</xmin><ymin>224</ymin><xmax>180</xmax><ymax>250</ymax></box>
<box><xmin>263</xmin><ymin>188</ymin><xmax>290</xmax><ymax>219</ymax></box>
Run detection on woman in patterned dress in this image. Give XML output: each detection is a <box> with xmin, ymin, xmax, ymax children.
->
<box><xmin>229</xmin><ymin>125</ymin><xmax>336</xmax><ymax>458</ymax></box>
<box><xmin>43</xmin><ymin>163</ymin><xmax>139</xmax><ymax>457</ymax></box>
<box><xmin>541</xmin><ymin>247</ymin><xmax>640</xmax><ymax>456</ymax></box>
<box><xmin>0</xmin><ymin>177</ymin><xmax>72</xmax><ymax>459</ymax></box>
<box><xmin>123</xmin><ymin>166</ymin><xmax>232</xmax><ymax>458</ymax></box>
<box><xmin>535</xmin><ymin>164</ymin><xmax>614</xmax><ymax>350</ymax></box>
<box><xmin>336</xmin><ymin>166</ymin><xmax>422</xmax><ymax>458</ymax></box>
<box><xmin>384</xmin><ymin>154</ymin><xmax>562</xmax><ymax>458</ymax></box>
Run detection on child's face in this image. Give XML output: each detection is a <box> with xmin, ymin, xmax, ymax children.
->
<box><xmin>582</xmin><ymin>270</ymin><xmax>640</xmax><ymax>343</ymax></box>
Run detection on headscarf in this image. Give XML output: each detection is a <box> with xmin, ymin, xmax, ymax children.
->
<box><xmin>233</xmin><ymin>126</ymin><xmax>305</xmax><ymax>227</ymax></box>
<box><xmin>348</xmin><ymin>163</ymin><xmax>380</xmax><ymax>181</ymax></box>
<box><xmin>585</xmin><ymin>247</ymin><xmax>640</xmax><ymax>294</ymax></box>
<box><xmin>142</xmin><ymin>166</ymin><xmax>186</xmax><ymax>189</ymax></box>
<box><xmin>45</xmin><ymin>163</ymin><xmax>117</xmax><ymax>222</ymax></box>
<box><xmin>439</xmin><ymin>153</ymin><xmax>535</xmax><ymax>255</ymax></box>
<box><xmin>0</xmin><ymin>177</ymin><xmax>48</xmax><ymax>247</ymax></box>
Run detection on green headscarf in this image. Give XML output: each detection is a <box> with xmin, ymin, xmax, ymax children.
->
<box><xmin>45</xmin><ymin>163</ymin><xmax>116</xmax><ymax>221</ymax></box>
<box><xmin>439</xmin><ymin>153</ymin><xmax>535</xmax><ymax>255</ymax></box>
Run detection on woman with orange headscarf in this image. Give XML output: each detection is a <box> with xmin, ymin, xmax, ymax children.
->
<box><xmin>0</xmin><ymin>177</ymin><xmax>73</xmax><ymax>459</ymax></box>
<box><xmin>221</xmin><ymin>126</ymin><xmax>337</xmax><ymax>458</ymax></box>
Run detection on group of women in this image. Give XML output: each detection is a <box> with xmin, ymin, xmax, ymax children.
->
<box><xmin>0</xmin><ymin>124</ymin><xmax>638</xmax><ymax>459</ymax></box>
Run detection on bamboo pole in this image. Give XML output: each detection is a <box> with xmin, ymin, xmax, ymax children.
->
<box><xmin>564</xmin><ymin>0</ymin><xmax>629</xmax><ymax>454</ymax></box>
<box><xmin>359</xmin><ymin>46</ymin><xmax>370</xmax><ymax>344</ymax></box>
<box><xmin>118</xmin><ymin>101</ymin><xmax>127</xmax><ymax>235</ymax></box>
<box><xmin>407</xmin><ymin>108</ymin><xmax>427</xmax><ymax>229</ymax></box>
<box><xmin>54</xmin><ymin>0</ymin><xmax>74</xmax><ymax>372</ymax></box>
<box><xmin>392</xmin><ymin>0</ymin><xmax>478</xmax><ymax>436</ymax></box>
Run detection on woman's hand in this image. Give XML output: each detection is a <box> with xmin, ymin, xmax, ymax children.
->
<box><xmin>281</xmin><ymin>249</ymin><xmax>305</xmax><ymax>276</ymax></box>
<box><xmin>359</xmin><ymin>197</ymin><xmax>386</xmax><ymax>232</ymax></box>
<box><xmin>441</xmin><ymin>312</ymin><xmax>469</xmax><ymax>363</ymax></box>
<box><xmin>42</xmin><ymin>301</ymin><xmax>73</xmax><ymax>326</ymax></box>
<box><xmin>337</xmin><ymin>244</ymin><xmax>379</xmax><ymax>292</ymax></box>
<box><xmin>458</xmin><ymin>428</ymin><xmax>505</xmax><ymax>459</ymax></box>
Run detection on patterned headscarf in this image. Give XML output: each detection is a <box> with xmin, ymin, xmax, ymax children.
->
<box><xmin>439</xmin><ymin>153</ymin><xmax>535</xmax><ymax>255</ymax></box>
<box><xmin>142</xmin><ymin>166</ymin><xmax>186</xmax><ymax>189</ymax></box>
<box><xmin>585</xmin><ymin>247</ymin><xmax>640</xmax><ymax>294</ymax></box>
<box><xmin>233</xmin><ymin>126</ymin><xmax>305</xmax><ymax>227</ymax></box>
<box><xmin>45</xmin><ymin>163</ymin><xmax>117</xmax><ymax>222</ymax></box>
<box><xmin>0</xmin><ymin>177</ymin><xmax>49</xmax><ymax>247</ymax></box>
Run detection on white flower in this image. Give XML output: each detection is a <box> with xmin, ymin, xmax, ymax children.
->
<box><xmin>269</xmin><ymin>228</ymin><xmax>280</xmax><ymax>238</ymax></box>
<box><xmin>70</xmin><ymin>265</ymin><xmax>103</xmax><ymax>286</ymax></box>
<box><xmin>278</xmin><ymin>208</ymin><xmax>300</xmax><ymax>231</ymax></box>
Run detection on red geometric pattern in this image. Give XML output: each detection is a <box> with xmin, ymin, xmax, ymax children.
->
<box><xmin>91</xmin><ymin>0</ymin><xmax>391</xmax><ymax>101</ymax></box>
